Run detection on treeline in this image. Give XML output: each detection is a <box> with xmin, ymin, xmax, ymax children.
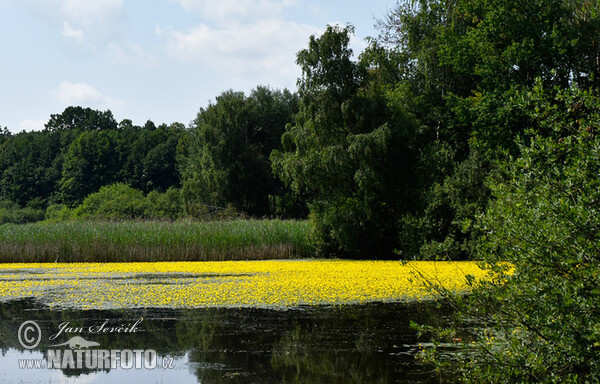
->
<box><xmin>1</xmin><ymin>0</ymin><xmax>599</xmax><ymax>265</ymax></box>
<box><xmin>0</xmin><ymin>87</ymin><xmax>305</xmax><ymax>223</ymax></box>
<box><xmin>0</xmin><ymin>107</ymin><xmax>183</xmax><ymax>210</ymax></box>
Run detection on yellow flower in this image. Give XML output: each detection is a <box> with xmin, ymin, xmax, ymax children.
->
<box><xmin>0</xmin><ymin>260</ymin><xmax>490</xmax><ymax>309</ymax></box>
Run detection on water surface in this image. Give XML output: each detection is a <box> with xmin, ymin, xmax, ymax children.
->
<box><xmin>0</xmin><ymin>299</ymin><xmax>459</xmax><ymax>383</ymax></box>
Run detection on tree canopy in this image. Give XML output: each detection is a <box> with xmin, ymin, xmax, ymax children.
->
<box><xmin>182</xmin><ymin>86</ymin><xmax>303</xmax><ymax>218</ymax></box>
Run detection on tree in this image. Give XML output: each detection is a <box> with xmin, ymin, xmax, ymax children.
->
<box><xmin>0</xmin><ymin>126</ymin><xmax>9</xmax><ymax>145</ymax></box>
<box><xmin>45</xmin><ymin>106</ymin><xmax>118</xmax><ymax>133</ymax></box>
<box><xmin>59</xmin><ymin>130</ymin><xmax>120</xmax><ymax>206</ymax></box>
<box><xmin>272</xmin><ymin>25</ymin><xmax>419</xmax><ymax>258</ymax></box>
<box><xmin>121</xmin><ymin>122</ymin><xmax>184</xmax><ymax>193</ymax></box>
<box><xmin>0</xmin><ymin>107</ymin><xmax>186</xmax><ymax>212</ymax></box>
<box><xmin>0</xmin><ymin>130</ymin><xmax>62</xmax><ymax>207</ymax></box>
<box><xmin>182</xmin><ymin>86</ymin><xmax>300</xmax><ymax>217</ymax></box>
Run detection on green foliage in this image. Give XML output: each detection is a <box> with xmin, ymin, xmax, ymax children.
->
<box><xmin>60</xmin><ymin>130</ymin><xmax>121</xmax><ymax>206</ymax></box>
<box><xmin>45</xmin><ymin>106</ymin><xmax>118</xmax><ymax>132</ymax></box>
<box><xmin>145</xmin><ymin>187</ymin><xmax>184</xmax><ymax>220</ymax></box>
<box><xmin>121</xmin><ymin>122</ymin><xmax>184</xmax><ymax>193</ymax></box>
<box><xmin>45</xmin><ymin>204</ymin><xmax>72</xmax><ymax>222</ymax></box>
<box><xmin>424</xmin><ymin>87</ymin><xmax>600</xmax><ymax>382</ymax></box>
<box><xmin>440</xmin><ymin>0</ymin><xmax>599</xmax><ymax>156</ymax></box>
<box><xmin>182</xmin><ymin>202</ymin><xmax>242</xmax><ymax>221</ymax></box>
<box><xmin>72</xmin><ymin>183</ymin><xmax>147</xmax><ymax>220</ymax></box>
<box><xmin>0</xmin><ymin>107</ymin><xmax>184</xmax><ymax>211</ymax></box>
<box><xmin>0</xmin><ymin>130</ymin><xmax>63</xmax><ymax>207</ymax></box>
<box><xmin>59</xmin><ymin>183</ymin><xmax>244</xmax><ymax>222</ymax></box>
<box><xmin>371</xmin><ymin>0</ymin><xmax>600</xmax><ymax>260</ymax></box>
<box><xmin>401</xmin><ymin>150</ymin><xmax>490</xmax><ymax>260</ymax></box>
<box><xmin>0</xmin><ymin>200</ymin><xmax>45</xmax><ymax>224</ymax></box>
<box><xmin>272</xmin><ymin>25</ymin><xmax>418</xmax><ymax>258</ymax></box>
<box><xmin>0</xmin><ymin>126</ymin><xmax>10</xmax><ymax>146</ymax></box>
<box><xmin>182</xmin><ymin>86</ymin><xmax>302</xmax><ymax>218</ymax></box>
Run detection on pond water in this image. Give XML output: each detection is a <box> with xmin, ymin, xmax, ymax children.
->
<box><xmin>0</xmin><ymin>299</ymin><xmax>460</xmax><ymax>383</ymax></box>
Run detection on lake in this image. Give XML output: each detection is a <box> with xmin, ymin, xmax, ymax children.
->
<box><xmin>0</xmin><ymin>298</ymin><xmax>461</xmax><ymax>383</ymax></box>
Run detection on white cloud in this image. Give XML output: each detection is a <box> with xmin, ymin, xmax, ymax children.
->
<box><xmin>170</xmin><ymin>0</ymin><xmax>294</xmax><ymax>22</ymax></box>
<box><xmin>19</xmin><ymin>0</ymin><xmax>125</xmax><ymax>45</ymax></box>
<box><xmin>54</xmin><ymin>81</ymin><xmax>104</xmax><ymax>105</ymax></box>
<box><xmin>157</xmin><ymin>20</ymin><xmax>320</xmax><ymax>86</ymax></box>
<box><xmin>160</xmin><ymin>1</ymin><xmax>366</xmax><ymax>90</ymax></box>
<box><xmin>52</xmin><ymin>81</ymin><xmax>123</xmax><ymax>108</ymax></box>
<box><xmin>60</xmin><ymin>0</ymin><xmax>123</xmax><ymax>27</ymax></box>
<box><xmin>61</xmin><ymin>21</ymin><xmax>83</xmax><ymax>41</ymax></box>
<box><xmin>108</xmin><ymin>42</ymin><xmax>160</xmax><ymax>69</ymax></box>
<box><xmin>18</xmin><ymin>118</ymin><xmax>47</xmax><ymax>132</ymax></box>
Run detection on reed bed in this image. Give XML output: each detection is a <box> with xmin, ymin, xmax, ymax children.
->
<box><xmin>0</xmin><ymin>220</ymin><xmax>312</xmax><ymax>262</ymax></box>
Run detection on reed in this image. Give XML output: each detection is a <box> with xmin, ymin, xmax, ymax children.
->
<box><xmin>0</xmin><ymin>220</ymin><xmax>313</xmax><ymax>262</ymax></box>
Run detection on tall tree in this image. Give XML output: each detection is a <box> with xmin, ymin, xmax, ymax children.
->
<box><xmin>434</xmin><ymin>86</ymin><xmax>600</xmax><ymax>383</ymax></box>
<box><xmin>45</xmin><ymin>106</ymin><xmax>118</xmax><ymax>133</ymax></box>
<box><xmin>272</xmin><ymin>25</ymin><xmax>418</xmax><ymax>258</ymax></box>
<box><xmin>121</xmin><ymin>122</ymin><xmax>184</xmax><ymax>193</ymax></box>
<box><xmin>0</xmin><ymin>131</ymin><xmax>62</xmax><ymax>207</ymax></box>
<box><xmin>59</xmin><ymin>130</ymin><xmax>120</xmax><ymax>206</ymax></box>
<box><xmin>182</xmin><ymin>87</ymin><xmax>300</xmax><ymax>217</ymax></box>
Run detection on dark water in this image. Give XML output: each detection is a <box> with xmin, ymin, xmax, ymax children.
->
<box><xmin>0</xmin><ymin>299</ymin><xmax>459</xmax><ymax>383</ymax></box>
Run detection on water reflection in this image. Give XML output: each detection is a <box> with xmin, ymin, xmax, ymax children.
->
<box><xmin>0</xmin><ymin>299</ymin><xmax>457</xmax><ymax>383</ymax></box>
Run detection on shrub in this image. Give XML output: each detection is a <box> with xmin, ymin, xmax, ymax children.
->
<box><xmin>145</xmin><ymin>187</ymin><xmax>183</xmax><ymax>220</ymax></box>
<box><xmin>45</xmin><ymin>204</ymin><xmax>72</xmax><ymax>221</ymax></box>
<box><xmin>72</xmin><ymin>183</ymin><xmax>148</xmax><ymax>220</ymax></box>
<box><xmin>0</xmin><ymin>200</ymin><xmax>45</xmax><ymax>224</ymax></box>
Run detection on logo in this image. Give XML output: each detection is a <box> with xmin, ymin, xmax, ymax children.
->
<box><xmin>16</xmin><ymin>319</ymin><xmax>174</xmax><ymax>370</ymax></box>
<box><xmin>18</xmin><ymin>320</ymin><xmax>42</xmax><ymax>349</ymax></box>
<box><xmin>49</xmin><ymin>336</ymin><xmax>101</xmax><ymax>349</ymax></box>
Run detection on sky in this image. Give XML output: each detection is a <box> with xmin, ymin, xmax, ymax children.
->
<box><xmin>0</xmin><ymin>0</ymin><xmax>397</xmax><ymax>133</ymax></box>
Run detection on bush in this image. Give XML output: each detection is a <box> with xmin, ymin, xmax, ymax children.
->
<box><xmin>401</xmin><ymin>151</ymin><xmax>491</xmax><ymax>261</ymax></box>
<box><xmin>48</xmin><ymin>183</ymin><xmax>241</xmax><ymax>222</ymax></box>
<box><xmin>45</xmin><ymin>204</ymin><xmax>72</xmax><ymax>221</ymax></box>
<box><xmin>145</xmin><ymin>187</ymin><xmax>184</xmax><ymax>220</ymax></box>
<box><xmin>0</xmin><ymin>200</ymin><xmax>45</xmax><ymax>224</ymax></box>
<box><xmin>72</xmin><ymin>183</ymin><xmax>148</xmax><ymax>220</ymax></box>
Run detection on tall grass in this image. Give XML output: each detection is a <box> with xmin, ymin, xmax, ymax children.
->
<box><xmin>0</xmin><ymin>220</ymin><xmax>313</xmax><ymax>262</ymax></box>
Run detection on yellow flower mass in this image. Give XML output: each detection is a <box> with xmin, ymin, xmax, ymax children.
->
<box><xmin>0</xmin><ymin>260</ymin><xmax>488</xmax><ymax>309</ymax></box>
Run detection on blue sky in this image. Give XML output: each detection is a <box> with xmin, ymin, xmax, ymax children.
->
<box><xmin>0</xmin><ymin>0</ymin><xmax>396</xmax><ymax>132</ymax></box>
